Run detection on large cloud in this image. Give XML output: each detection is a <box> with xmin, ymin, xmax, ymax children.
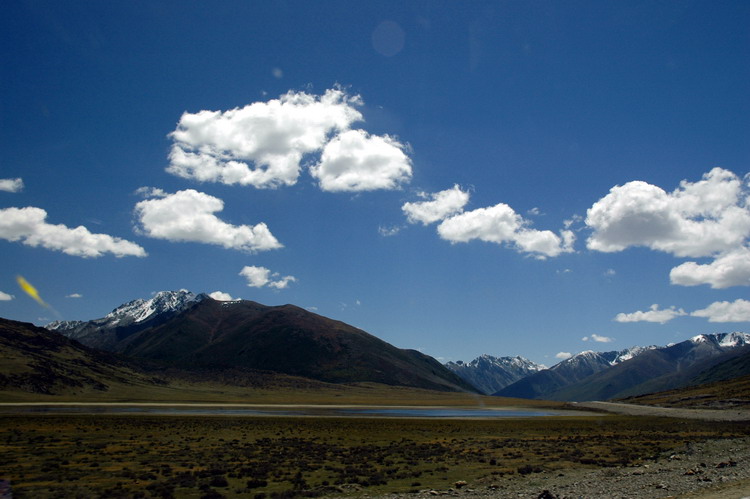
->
<box><xmin>0</xmin><ymin>207</ymin><xmax>146</xmax><ymax>258</ymax></box>
<box><xmin>691</xmin><ymin>299</ymin><xmax>750</xmax><ymax>323</ymax></box>
<box><xmin>0</xmin><ymin>178</ymin><xmax>23</xmax><ymax>193</ymax></box>
<box><xmin>402</xmin><ymin>185</ymin><xmax>470</xmax><ymax>225</ymax></box>
<box><xmin>310</xmin><ymin>129</ymin><xmax>412</xmax><ymax>192</ymax></box>
<box><xmin>670</xmin><ymin>247</ymin><xmax>750</xmax><ymax>289</ymax></box>
<box><xmin>167</xmin><ymin>88</ymin><xmax>363</xmax><ymax>189</ymax></box>
<box><xmin>239</xmin><ymin>265</ymin><xmax>296</xmax><ymax>289</ymax></box>
<box><xmin>614</xmin><ymin>304</ymin><xmax>687</xmax><ymax>324</ymax></box>
<box><xmin>586</xmin><ymin>168</ymin><xmax>750</xmax><ymax>258</ymax></box>
<box><xmin>437</xmin><ymin>202</ymin><xmax>575</xmax><ymax>258</ymax></box>
<box><xmin>134</xmin><ymin>189</ymin><xmax>281</xmax><ymax>252</ymax></box>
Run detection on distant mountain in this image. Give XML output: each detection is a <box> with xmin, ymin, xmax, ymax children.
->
<box><xmin>496</xmin><ymin>333</ymin><xmax>750</xmax><ymax>401</ymax></box>
<box><xmin>692</xmin><ymin>349</ymin><xmax>750</xmax><ymax>386</ymax></box>
<box><xmin>494</xmin><ymin>346</ymin><xmax>654</xmax><ymax>400</ymax></box>
<box><xmin>47</xmin><ymin>290</ymin><xmax>208</xmax><ymax>350</ymax></box>
<box><xmin>50</xmin><ymin>292</ymin><xmax>477</xmax><ymax>393</ymax></box>
<box><xmin>620</xmin><ymin>350</ymin><xmax>750</xmax><ymax>409</ymax></box>
<box><xmin>445</xmin><ymin>355</ymin><xmax>545</xmax><ymax>395</ymax></box>
<box><xmin>0</xmin><ymin>317</ymin><xmax>161</xmax><ymax>396</ymax></box>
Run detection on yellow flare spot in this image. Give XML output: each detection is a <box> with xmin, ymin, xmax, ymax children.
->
<box><xmin>16</xmin><ymin>275</ymin><xmax>48</xmax><ymax>307</ymax></box>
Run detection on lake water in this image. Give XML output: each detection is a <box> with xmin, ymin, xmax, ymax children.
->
<box><xmin>0</xmin><ymin>405</ymin><xmax>558</xmax><ymax>418</ymax></box>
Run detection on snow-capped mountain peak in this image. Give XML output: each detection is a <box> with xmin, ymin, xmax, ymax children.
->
<box><xmin>718</xmin><ymin>332</ymin><xmax>750</xmax><ymax>347</ymax></box>
<box><xmin>46</xmin><ymin>290</ymin><xmax>210</xmax><ymax>350</ymax></box>
<box><xmin>445</xmin><ymin>354</ymin><xmax>546</xmax><ymax>395</ymax></box>
<box><xmin>104</xmin><ymin>290</ymin><xmax>205</xmax><ymax>326</ymax></box>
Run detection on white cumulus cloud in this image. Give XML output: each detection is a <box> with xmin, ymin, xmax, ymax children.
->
<box><xmin>670</xmin><ymin>247</ymin><xmax>750</xmax><ymax>289</ymax></box>
<box><xmin>134</xmin><ymin>189</ymin><xmax>282</xmax><ymax>252</ymax></box>
<box><xmin>555</xmin><ymin>352</ymin><xmax>572</xmax><ymax>360</ymax></box>
<box><xmin>239</xmin><ymin>265</ymin><xmax>296</xmax><ymax>289</ymax></box>
<box><xmin>402</xmin><ymin>185</ymin><xmax>470</xmax><ymax>225</ymax></box>
<box><xmin>437</xmin><ymin>202</ymin><xmax>575</xmax><ymax>258</ymax></box>
<box><xmin>691</xmin><ymin>299</ymin><xmax>750</xmax><ymax>323</ymax></box>
<box><xmin>586</xmin><ymin>168</ymin><xmax>750</xmax><ymax>258</ymax></box>
<box><xmin>0</xmin><ymin>291</ymin><xmax>14</xmax><ymax>301</ymax></box>
<box><xmin>614</xmin><ymin>304</ymin><xmax>687</xmax><ymax>324</ymax></box>
<box><xmin>0</xmin><ymin>178</ymin><xmax>24</xmax><ymax>193</ymax></box>
<box><xmin>66</xmin><ymin>293</ymin><xmax>83</xmax><ymax>298</ymax></box>
<box><xmin>209</xmin><ymin>291</ymin><xmax>238</xmax><ymax>301</ymax></box>
<box><xmin>582</xmin><ymin>334</ymin><xmax>615</xmax><ymax>343</ymax></box>
<box><xmin>310</xmin><ymin>129</ymin><xmax>412</xmax><ymax>192</ymax></box>
<box><xmin>0</xmin><ymin>206</ymin><xmax>146</xmax><ymax>258</ymax></box>
<box><xmin>167</xmin><ymin>88</ymin><xmax>363</xmax><ymax>189</ymax></box>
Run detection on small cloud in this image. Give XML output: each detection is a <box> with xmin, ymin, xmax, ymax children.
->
<box><xmin>239</xmin><ymin>265</ymin><xmax>296</xmax><ymax>289</ymax></box>
<box><xmin>555</xmin><ymin>352</ymin><xmax>572</xmax><ymax>360</ymax></box>
<box><xmin>66</xmin><ymin>293</ymin><xmax>83</xmax><ymax>298</ymax></box>
<box><xmin>306</xmin><ymin>306</ymin><xmax>318</xmax><ymax>312</ymax></box>
<box><xmin>691</xmin><ymin>299</ymin><xmax>750</xmax><ymax>322</ymax></box>
<box><xmin>557</xmin><ymin>268</ymin><xmax>572</xmax><ymax>275</ymax></box>
<box><xmin>378</xmin><ymin>225</ymin><xmax>402</xmax><ymax>237</ymax></box>
<box><xmin>614</xmin><ymin>304</ymin><xmax>687</xmax><ymax>324</ymax></box>
<box><xmin>527</xmin><ymin>207</ymin><xmax>543</xmax><ymax>216</ymax></box>
<box><xmin>356</xmin><ymin>299</ymin><xmax>362</xmax><ymax>306</ymax></box>
<box><xmin>134</xmin><ymin>186</ymin><xmax>169</xmax><ymax>198</ymax></box>
<box><xmin>0</xmin><ymin>291</ymin><xmax>14</xmax><ymax>301</ymax></box>
<box><xmin>272</xmin><ymin>67</ymin><xmax>283</xmax><ymax>79</ymax></box>
<box><xmin>582</xmin><ymin>334</ymin><xmax>614</xmax><ymax>343</ymax></box>
<box><xmin>670</xmin><ymin>247</ymin><xmax>750</xmax><ymax>289</ymax></box>
<box><xmin>311</xmin><ymin>129</ymin><xmax>412</xmax><ymax>192</ymax></box>
<box><xmin>437</xmin><ymin>202</ymin><xmax>575</xmax><ymax>259</ymax></box>
<box><xmin>402</xmin><ymin>185</ymin><xmax>470</xmax><ymax>225</ymax></box>
<box><xmin>604</xmin><ymin>268</ymin><xmax>616</xmax><ymax>277</ymax></box>
<box><xmin>0</xmin><ymin>178</ymin><xmax>24</xmax><ymax>193</ymax></box>
<box><xmin>563</xmin><ymin>214</ymin><xmax>583</xmax><ymax>230</ymax></box>
<box><xmin>209</xmin><ymin>291</ymin><xmax>238</xmax><ymax>301</ymax></box>
<box><xmin>135</xmin><ymin>189</ymin><xmax>282</xmax><ymax>253</ymax></box>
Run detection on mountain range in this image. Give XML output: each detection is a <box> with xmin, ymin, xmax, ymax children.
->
<box><xmin>48</xmin><ymin>291</ymin><xmax>475</xmax><ymax>393</ymax></box>
<box><xmin>449</xmin><ymin>334</ymin><xmax>750</xmax><ymax>401</ymax></box>
<box><xmin>11</xmin><ymin>289</ymin><xmax>750</xmax><ymax>403</ymax></box>
<box><xmin>444</xmin><ymin>355</ymin><xmax>545</xmax><ymax>395</ymax></box>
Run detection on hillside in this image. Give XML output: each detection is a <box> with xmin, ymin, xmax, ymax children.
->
<box><xmin>116</xmin><ymin>298</ymin><xmax>476</xmax><ymax>392</ymax></box>
<box><xmin>49</xmin><ymin>292</ymin><xmax>477</xmax><ymax>393</ymax></box>
<box><xmin>0</xmin><ymin>317</ymin><xmax>163</xmax><ymax>396</ymax></box>
<box><xmin>620</xmin><ymin>350</ymin><xmax>750</xmax><ymax>408</ymax></box>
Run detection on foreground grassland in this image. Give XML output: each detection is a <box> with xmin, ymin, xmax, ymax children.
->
<box><xmin>2</xmin><ymin>414</ymin><xmax>749</xmax><ymax>498</ymax></box>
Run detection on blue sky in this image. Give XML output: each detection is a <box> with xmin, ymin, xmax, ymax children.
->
<box><xmin>1</xmin><ymin>1</ymin><xmax>749</xmax><ymax>366</ymax></box>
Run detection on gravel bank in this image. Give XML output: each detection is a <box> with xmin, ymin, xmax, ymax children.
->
<box><xmin>367</xmin><ymin>437</ymin><xmax>750</xmax><ymax>499</ymax></box>
<box><xmin>573</xmin><ymin>402</ymin><xmax>750</xmax><ymax>422</ymax></box>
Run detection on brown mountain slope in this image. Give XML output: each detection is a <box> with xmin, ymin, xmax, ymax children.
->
<box><xmin>0</xmin><ymin>317</ymin><xmax>162</xmax><ymax>396</ymax></box>
<box><xmin>118</xmin><ymin>298</ymin><xmax>477</xmax><ymax>393</ymax></box>
<box><xmin>620</xmin><ymin>351</ymin><xmax>750</xmax><ymax>409</ymax></box>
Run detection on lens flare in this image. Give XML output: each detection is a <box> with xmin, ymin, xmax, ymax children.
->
<box><xmin>16</xmin><ymin>275</ymin><xmax>48</xmax><ymax>307</ymax></box>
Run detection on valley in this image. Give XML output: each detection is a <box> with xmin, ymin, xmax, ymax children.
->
<box><xmin>3</xmin><ymin>291</ymin><xmax>750</xmax><ymax>497</ymax></box>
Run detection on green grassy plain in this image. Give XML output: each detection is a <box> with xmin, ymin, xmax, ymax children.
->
<box><xmin>0</xmin><ymin>378</ymin><xmax>562</xmax><ymax>408</ymax></box>
<box><xmin>3</xmin><ymin>413</ymin><xmax>749</xmax><ymax>498</ymax></box>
